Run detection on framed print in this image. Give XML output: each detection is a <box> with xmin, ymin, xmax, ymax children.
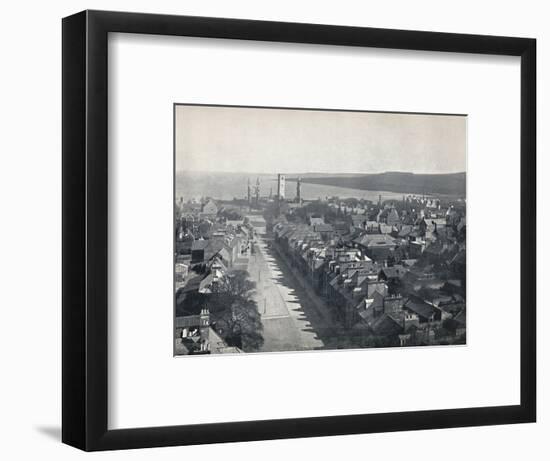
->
<box><xmin>62</xmin><ymin>10</ymin><xmax>536</xmax><ymax>451</ymax></box>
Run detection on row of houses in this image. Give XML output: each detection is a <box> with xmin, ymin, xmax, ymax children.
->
<box><xmin>272</xmin><ymin>216</ymin><xmax>466</xmax><ymax>347</ymax></box>
<box><xmin>326</xmin><ymin>199</ymin><xmax>465</xmax><ymax>233</ymax></box>
<box><xmin>175</xmin><ymin>218</ymin><xmax>251</xmax><ymax>280</ymax></box>
<box><xmin>174</xmin><ymin>307</ymin><xmax>243</xmax><ymax>355</ymax></box>
<box><xmin>174</xmin><ymin>211</ymin><xmax>254</xmax><ymax>355</ymax></box>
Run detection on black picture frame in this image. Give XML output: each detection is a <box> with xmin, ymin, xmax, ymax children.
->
<box><xmin>62</xmin><ymin>10</ymin><xmax>536</xmax><ymax>451</ymax></box>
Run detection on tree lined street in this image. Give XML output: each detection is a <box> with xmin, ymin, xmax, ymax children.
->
<box><xmin>247</xmin><ymin>218</ymin><xmax>329</xmax><ymax>352</ymax></box>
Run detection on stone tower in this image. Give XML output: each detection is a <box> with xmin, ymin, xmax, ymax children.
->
<box><xmin>296</xmin><ymin>177</ymin><xmax>302</xmax><ymax>203</ymax></box>
<box><xmin>277</xmin><ymin>173</ymin><xmax>286</xmax><ymax>200</ymax></box>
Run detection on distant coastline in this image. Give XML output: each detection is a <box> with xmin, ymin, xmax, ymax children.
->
<box><xmin>175</xmin><ymin>171</ymin><xmax>414</xmax><ymax>202</ymax></box>
<box><xmin>285</xmin><ymin>172</ymin><xmax>466</xmax><ymax>197</ymax></box>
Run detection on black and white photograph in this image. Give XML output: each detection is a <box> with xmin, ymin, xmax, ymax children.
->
<box><xmin>174</xmin><ymin>104</ymin><xmax>467</xmax><ymax>355</ymax></box>
<box><xmin>1</xmin><ymin>1</ymin><xmax>540</xmax><ymax>457</ymax></box>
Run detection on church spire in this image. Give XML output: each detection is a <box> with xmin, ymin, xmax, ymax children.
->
<box><xmin>254</xmin><ymin>177</ymin><xmax>260</xmax><ymax>204</ymax></box>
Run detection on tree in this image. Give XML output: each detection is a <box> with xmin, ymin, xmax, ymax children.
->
<box><xmin>219</xmin><ymin>208</ymin><xmax>243</xmax><ymax>221</ymax></box>
<box><xmin>197</xmin><ymin>221</ymin><xmax>212</xmax><ymax>237</ymax></box>
<box><xmin>209</xmin><ymin>270</ymin><xmax>264</xmax><ymax>352</ymax></box>
<box><xmin>220</xmin><ymin>269</ymin><xmax>255</xmax><ymax>294</ymax></box>
<box><xmin>441</xmin><ymin>318</ymin><xmax>458</xmax><ymax>334</ymax></box>
<box><xmin>213</xmin><ymin>298</ymin><xmax>264</xmax><ymax>351</ymax></box>
<box><xmin>175</xmin><ymin>290</ymin><xmax>207</xmax><ymax>317</ymax></box>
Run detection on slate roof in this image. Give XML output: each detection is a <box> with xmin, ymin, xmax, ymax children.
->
<box><xmin>199</xmin><ymin>274</ymin><xmax>214</xmax><ymax>291</ymax></box>
<box><xmin>329</xmin><ymin>276</ymin><xmax>341</xmax><ymax>288</ymax></box>
<box><xmin>353</xmin><ymin>233</ymin><xmax>396</xmax><ymax>248</ymax></box>
<box><xmin>409</xmin><ymin>228</ymin><xmax>423</xmax><ymax>238</ymax></box>
<box><xmin>403</xmin><ymin>298</ymin><xmax>436</xmax><ymax>320</ymax></box>
<box><xmin>379</xmin><ymin>224</ymin><xmax>394</xmax><ymax>234</ymax></box>
<box><xmin>366</xmin><ymin>282</ymin><xmax>387</xmax><ymax>298</ymax></box>
<box><xmin>398</xmin><ymin>225</ymin><xmax>413</xmax><ymax>238</ymax></box>
<box><xmin>371</xmin><ymin>290</ymin><xmax>385</xmax><ymax>309</ymax></box>
<box><xmin>424</xmin><ymin>241</ymin><xmax>445</xmax><ymax>255</ymax></box>
<box><xmin>219</xmin><ymin>247</ymin><xmax>232</xmax><ymax>262</ymax></box>
<box><xmin>451</xmin><ymin>249</ymin><xmax>466</xmax><ymax>266</ymax></box>
<box><xmin>454</xmin><ymin>309</ymin><xmax>466</xmax><ymax>326</ymax></box>
<box><xmin>401</xmin><ymin>259</ymin><xmax>418</xmax><ymax>267</ymax></box>
<box><xmin>314</xmin><ymin>224</ymin><xmax>334</xmax><ymax>232</ymax></box>
<box><xmin>205</xmin><ymin>240</ymin><xmax>225</xmax><ymax>261</ymax></box>
<box><xmin>371</xmin><ymin>314</ymin><xmax>403</xmax><ymax>336</ymax></box>
<box><xmin>313</xmin><ymin>258</ymin><xmax>326</xmax><ymax>270</ymax></box>
<box><xmin>380</xmin><ymin>265</ymin><xmax>406</xmax><ymax>279</ymax></box>
<box><xmin>180</xmin><ymin>274</ymin><xmax>203</xmax><ymax>293</ymax></box>
<box><xmin>175</xmin><ymin>315</ymin><xmax>201</xmax><ymax>328</ymax></box>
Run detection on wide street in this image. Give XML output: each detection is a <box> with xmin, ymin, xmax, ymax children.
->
<box><xmin>246</xmin><ymin>218</ymin><xmax>333</xmax><ymax>352</ymax></box>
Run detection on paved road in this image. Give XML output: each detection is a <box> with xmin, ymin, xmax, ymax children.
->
<box><xmin>248</xmin><ymin>232</ymin><xmax>329</xmax><ymax>352</ymax></box>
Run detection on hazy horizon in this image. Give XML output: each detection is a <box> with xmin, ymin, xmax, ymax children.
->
<box><xmin>175</xmin><ymin>105</ymin><xmax>467</xmax><ymax>175</ymax></box>
<box><xmin>175</xmin><ymin>169</ymin><xmax>466</xmax><ymax>176</ymax></box>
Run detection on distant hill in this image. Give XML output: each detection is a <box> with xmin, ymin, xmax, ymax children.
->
<box><xmin>288</xmin><ymin>172</ymin><xmax>466</xmax><ymax>196</ymax></box>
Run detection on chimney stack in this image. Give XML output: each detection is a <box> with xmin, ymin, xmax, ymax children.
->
<box><xmin>199</xmin><ymin>307</ymin><xmax>210</xmax><ymax>341</ymax></box>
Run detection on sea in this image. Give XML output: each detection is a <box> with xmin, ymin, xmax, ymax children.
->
<box><xmin>175</xmin><ymin>171</ymin><xmax>409</xmax><ymax>203</ymax></box>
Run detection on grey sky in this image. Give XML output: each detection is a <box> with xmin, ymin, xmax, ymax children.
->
<box><xmin>175</xmin><ymin>105</ymin><xmax>466</xmax><ymax>175</ymax></box>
